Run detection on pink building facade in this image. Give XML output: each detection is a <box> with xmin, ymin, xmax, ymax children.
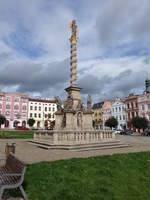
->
<box><xmin>138</xmin><ymin>93</ymin><xmax>150</xmax><ymax>125</ymax></box>
<box><xmin>137</xmin><ymin>80</ymin><xmax>150</xmax><ymax>127</ymax></box>
<box><xmin>0</xmin><ymin>91</ymin><xmax>29</xmax><ymax>128</ymax></box>
<box><xmin>102</xmin><ymin>100</ymin><xmax>113</xmax><ymax>128</ymax></box>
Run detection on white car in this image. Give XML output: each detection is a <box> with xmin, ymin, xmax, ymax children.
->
<box><xmin>114</xmin><ymin>129</ymin><xmax>122</xmax><ymax>134</ymax></box>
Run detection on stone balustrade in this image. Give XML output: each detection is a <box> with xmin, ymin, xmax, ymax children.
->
<box><xmin>34</xmin><ymin>130</ymin><xmax>115</xmax><ymax>145</ymax></box>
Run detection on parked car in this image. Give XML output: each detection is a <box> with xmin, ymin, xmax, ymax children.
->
<box><xmin>15</xmin><ymin>126</ymin><xmax>29</xmax><ymax>131</ymax></box>
<box><xmin>143</xmin><ymin>130</ymin><xmax>150</xmax><ymax>136</ymax></box>
<box><xmin>114</xmin><ymin>129</ymin><xmax>122</xmax><ymax>134</ymax></box>
<box><xmin>119</xmin><ymin>129</ymin><xmax>133</xmax><ymax>135</ymax></box>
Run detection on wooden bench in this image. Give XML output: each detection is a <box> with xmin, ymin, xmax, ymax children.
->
<box><xmin>0</xmin><ymin>153</ymin><xmax>28</xmax><ymax>200</ymax></box>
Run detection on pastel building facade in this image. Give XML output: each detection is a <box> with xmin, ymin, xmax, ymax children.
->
<box><xmin>102</xmin><ymin>100</ymin><xmax>113</xmax><ymax>128</ymax></box>
<box><xmin>111</xmin><ymin>98</ymin><xmax>127</xmax><ymax>129</ymax></box>
<box><xmin>138</xmin><ymin>80</ymin><xmax>150</xmax><ymax>126</ymax></box>
<box><xmin>0</xmin><ymin>91</ymin><xmax>29</xmax><ymax>128</ymax></box>
<box><xmin>28</xmin><ymin>98</ymin><xmax>57</xmax><ymax>129</ymax></box>
<box><xmin>92</xmin><ymin>102</ymin><xmax>104</xmax><ymax>129</ymax></box>
<box><xmin>138</xmin><ymin>94</ymin><xmax>150</xmax><ymax>121</ymax></box>
<box><xmin>125</xmin><ymin>94</ymin><xmax>139</xmax><ymax>129</ymax></box>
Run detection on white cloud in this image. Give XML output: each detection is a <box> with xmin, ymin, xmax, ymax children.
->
<box><xmin>0</xmin><ymin>0</ymin><xmax>150</xmax><ymax>102</ymax></box>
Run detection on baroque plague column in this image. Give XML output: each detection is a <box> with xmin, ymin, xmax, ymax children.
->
<box><xmin>54</xmin><ymin>20</ymin><xmax>93</xmax><ymax>131</ymax></box>
<box><xmin>34</xmin><ymin>20</ymin><xmax>116</xmax><ymax>146</ymax></box>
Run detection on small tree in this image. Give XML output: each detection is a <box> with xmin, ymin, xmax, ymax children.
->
<box><xmin>27</xmin><ymin>118</ymin><xmax>35</xmax><ymax>128</ymax></box>
<box><xmin>105</xmin><ymin>117</ymin><xmax>118</xmax><ymax>129</ymax></box>
<box><xmin>0</xmin><ymin>115</ymin><xmax>6</xmax><ymax>128</ymax></box>
<box><xmin>131</xmin><ymin>116</ymin><xmax>148</xmax><ymax>132</ymax></box>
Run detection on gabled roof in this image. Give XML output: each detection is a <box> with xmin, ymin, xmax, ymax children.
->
<box><xmin>29</xmin><ymin>98</ymin><xmax>56</xmax><ymax>103</ymax></box>
<box><xmin>92</xmin><ymin>102</ymin><xmax>104</xmax><ymax>109</ymax></box>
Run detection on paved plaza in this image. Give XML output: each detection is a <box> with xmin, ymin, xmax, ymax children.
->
<box><xmin>1</xmin><ymin>135</ymin><xmax>150</xmax><ymax>164</ymax></box>
<box><xmin>1</xmin><ymin>135</ymin><xmax>150</xmax><ymax>200</ymax></box>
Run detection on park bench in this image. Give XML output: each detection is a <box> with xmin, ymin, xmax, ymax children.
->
<box><xmin>0</xmin><ymin>153</ymin><xmax>28</xmax><ymax>200</ymax></box>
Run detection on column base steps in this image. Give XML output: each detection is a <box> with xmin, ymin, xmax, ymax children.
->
<box><xmin>28</xmin><ymin>140</ymin><xmax>131</xmax><ymax>151</ymax></box>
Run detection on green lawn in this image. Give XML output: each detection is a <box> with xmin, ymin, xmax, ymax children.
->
<box><xmin>0</xmin><ymin>130</ymin><xmax>34</xmax><ymax>139</ymax></box>
<box><xmin>9</xmin><ymin>151</ymin><xmax>150</xmax><ymax>200</ymax></box>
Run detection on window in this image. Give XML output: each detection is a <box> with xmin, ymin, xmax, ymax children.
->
<box><xmin>45</xmin><ymin>107</ymin><xmax>47</xmax><ymax>111</ymax></box>
<box><xmin>35</xmin><ymin>106</ymin><xmax>37</xmax><ymax>111</ymax></box>
<box><xmin>39</xmin><ymin>106</ymin><xmax>41</xmax><ymax>111</ymax></box>
<box><xmin>49</xmin><ymin>107</ymin><xmax>51</xmax><ymax>111</ymax></box>
<box><xmin>5</xmin><ymin>111</ymin><xmax>10</xmax><ymax>116</ymax></box>
<box><xmin>45</xmin><ymin>114</ymin><xmax>47</xmax><ymax>118</ymax></box>
<box><xmin>6</xmin><ymin>96</ymin><xmax>11</xmax><ymax>102</ymax></box>
<box><xmin>6</xmin><ymin>104</ymin><xmax>11</xmax><ymax>109</ymax></box>
<box><xmin>0</xmin><ymin>104</ymin><xmax>2</xmax><ymax>109</ymax></box>
<box><xmin>123</xmin><ymin>115</ymin><xmax>126</xmax><ymax>120</ymax></box>
<box><xmin>128</xmin><ymin>113</ymin><xmax>130</xmax><ymax>120</ymax></box>
<box><xmin>15</xmin><ymin>97</ymin><xmax>19</xmax><ymax>102</ymax></box>
<box><xmin>142</xmin><ymin>104</ymin><xmax>145</xmax><ymax>111</ymax></box>
<box><xmin>38</xmin><ymin>113</ymin><xmax>41</xmax><ymax>118</ymax></box>
<box><xmin>22</xmin><ymin>98</ymin><xmax>27</xmax><ymax>103</ymax></box>
<box><xmin>30</xmin><ymin>113</ymin><xmax>33</xmax><ymax>118</ymax></box>
<box><xmin>53</xmin><ymin>107</ymin><xmax>55</xmax><ymax>112</ymax></box>
<box><xmin>48</xmin><ymin>113</ymin><xmax>51</xmax><ymax>118</ymax></box>
<box><xmin>0</xmin><ymin>96</ymin><xmax>3</xmax><ymax>101</ymax></box>
<box><xmin>131</xmin><ymin>102</ymin><xmax>134</xmax><ymax>109</ymax></box>
<box><xmin>127</xmin><ymin>103</ymin><xmax>129</xmax><ymax>109</ymax></box>
<box><xmin>135</xmin><ymin>102</ymin><xmax>138</xmax><ymax>108</ymax></box>
<box><xmin>30</xmin><ymin>106</ymin><xmax>33</xmax><ymax>110</ymax></box>
<box><xmin>14</xmin><ymin>104</ymin><xmax>19</xmax><ymax>110</ymax></box>
<box><xmin>34</xmin><ymin>113</ymin><xmax>37</xmax><ymax>118</ymax></box>
<box><xmin>147</xmin><ymin>104</ymin><xmax>150</xmax><ymax>110</ymax></box>
<box><xmin>15</xmin><ymin>112</ymin><xmax>21</xmax><ymax>118</ymax></box>
<box><xmin>120</xmin><ymin>116</ymin><xmax>122</xmax><ymax>120</ymax></box>
<box><xmin>122</xmin><ymin>106</ymin><xmax>125</xmax><ymax>111</ymax></box>
<box><xmin>22</xmin><ymin>112</ymin><xmax>26</xmax><ymax>117</ymax></box>
<box><xmin>115</xmin><ymin>108</ymin><xmax>117</xmax><ymax>112</ymax></box>
<box><xmin>22</xmin><ymin>105</ymin><xmax>26</xmax><ymax>110</ymax></box>
<box><xmin>119</xmin><ymin>107</ymin><xmax>121</xmax><ymax>111</ymax></box>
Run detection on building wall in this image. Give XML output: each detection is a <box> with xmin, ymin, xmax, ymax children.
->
<box><xmin>111</xmin><ymin>98</ymin><xmax>126</xmax><ymax>129</ymax></box>
<box><xmin>125</xmin><ymin>94</ymin><xmax>139</xmax><ymax>129</ymax></box>
<box><xmin>0</xmin><ymin>91</ymin><xmax>29</xmax><ymax>128</ymax></box>
<box><xmin>28</xmin><ymin>98</ymin><xmax>57</xmax><ymax>129</ymax></box>
<box><xmin>102</xmin><ymin>100</ymin><xmax>113</xmax><ymax>128</ymax></box>
<box><xmin>138</xmin><ymin>93</ymin><xmax>150</xmax><ymax>125</ymax></box>
<box><xmin>92</xmin><ymin>102</ymin><xmax>104</xmax><ymax>129</ymax></box>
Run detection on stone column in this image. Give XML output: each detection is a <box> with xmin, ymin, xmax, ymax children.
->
<box><xmin>70</xmin><ymin>20</ymin><xmax>78</xmax><ymax>87</ymax></box>
<box><xmin>70</xmin><ymin>38</ymin><xmax>77</xmax><ymax>86</ymax></box>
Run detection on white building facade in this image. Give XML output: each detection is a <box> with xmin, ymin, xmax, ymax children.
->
<box><xmin>112</xmin><ymin>98</ymin><xmax>127</xmax><ymax>130</ymax></box>
<box><xmin>28</xmin><ymin>98</ymin><xmax>57</xmax><ymax>129</ymax></box>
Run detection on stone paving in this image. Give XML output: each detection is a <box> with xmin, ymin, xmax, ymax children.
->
<box><xmin>1</xmin><ymin>135</ymin><xmax>150</xmax><ymax>164</ymax></box>
<box><xmin>1</xmin><ymin>135</ymin><xmax>150</xmax><ymax>199</ymax></box>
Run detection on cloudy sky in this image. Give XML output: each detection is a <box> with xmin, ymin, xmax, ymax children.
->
<box><xmin>0</xmin><ymin>0</ymin><xmax>150</xmax><ymax>103</ymax></box>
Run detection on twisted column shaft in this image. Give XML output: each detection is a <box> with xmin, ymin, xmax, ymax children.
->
<box><xmin>70</xmin><ymin>38</ymin><xmax>77</xmax><ymax>86</ymax></box>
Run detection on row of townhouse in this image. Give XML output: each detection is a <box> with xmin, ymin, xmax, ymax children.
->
<box><xmin>93</xmin><ymin>98</ymin><xmax>126</xmax><ymax>130</ymax></box>
<box><xmin>93</xmin><ymin>79</ymin><xmax>150</xmax><ymax>130</ymax></box>
<box><xmin>0</xmin><ymin>91</ymin><xmax>57</xmax><ymax>129</ymax></box>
